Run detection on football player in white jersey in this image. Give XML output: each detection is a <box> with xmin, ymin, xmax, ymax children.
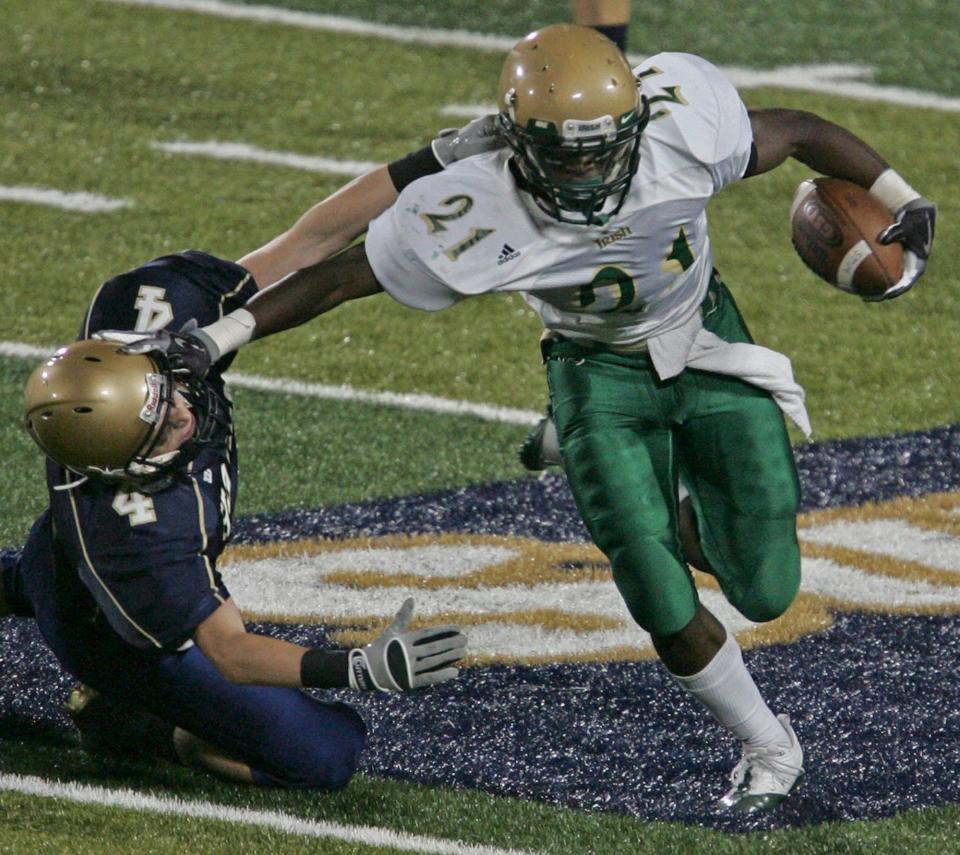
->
<box><xmin>128</xmin><ymin>24</ymin><xmax>936</xmax><ymax>812</ymax></box>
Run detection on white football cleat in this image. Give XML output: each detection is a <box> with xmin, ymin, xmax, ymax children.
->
<box><xmin>720</xmin><ymin>714</ymin><xmax>805</xmax><ymax>813</ymax></box>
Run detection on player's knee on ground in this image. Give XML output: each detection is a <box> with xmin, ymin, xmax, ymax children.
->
<box><xmin>254</xmin><ymin>700</ymin><xmax>367</xmax><ymax>790</ymax></box>
<box><xmin>1</xmin><ymin>551</ymin><xmax>35</xmax><ymax>618</ymax></box>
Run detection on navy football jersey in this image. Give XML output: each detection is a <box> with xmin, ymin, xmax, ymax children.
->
<box><xmin>41</xmin><ymin>251</ymin><xmax>258</xmax><ymax>651</ymax></box>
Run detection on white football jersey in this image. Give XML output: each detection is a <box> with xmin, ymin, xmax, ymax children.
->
<box><xmin>366</xmin><ymin>52</ymin><xmax>754</xmax><ymax>348</ymax></box>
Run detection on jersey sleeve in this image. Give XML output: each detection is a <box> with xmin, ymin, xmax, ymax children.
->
<box><xmin>682</xmin><ymin>53</ymin><xmax>753</xmax><ymax>190</ymax></box>
<box><xmin>640</xmin><ymin>53</ymin><xmax>754</xmax><ymax>193</ymax></box>
<box><xmin>365</xmin><ymin>204</ymin><xmax>468</xmax><ymax>311</ymax></box>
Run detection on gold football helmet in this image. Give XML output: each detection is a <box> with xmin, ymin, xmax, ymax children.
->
<box><xmin>497</xmin><ymin>24</ymin><xmax>648</xmax><ymax>225</ymax></box>
<box><xmin>24</xmin><ymin>339</ymin><xmax>225</xmax><ymax>490</ymax></box>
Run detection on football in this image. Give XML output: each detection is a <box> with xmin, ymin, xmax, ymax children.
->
<box><xmin>790</xmin><ymin>177</ymin><xmax>904</xmax><ymax>297</ymax></box>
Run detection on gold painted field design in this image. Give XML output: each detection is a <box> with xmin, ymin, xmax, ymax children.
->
<box><xmin>221</xmin><ymin>492</ymin><xmax>960</xmax><ymax>665</ymax></box>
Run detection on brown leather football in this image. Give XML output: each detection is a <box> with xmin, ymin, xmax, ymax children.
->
<box><xmin>790</xmin><ymin>177</ymin><xmax>904</xmax><ymax>297</ymax></box>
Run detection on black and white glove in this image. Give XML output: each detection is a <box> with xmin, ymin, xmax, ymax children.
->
<box><xmin>868</xmin><ymin>196</ymin><xmax>937</xmax><ymax>302</ymax></box>
<box><xmin>97</xmin><ymin>321</ymin><xmax>216</xmax><ymax>378</ymax></box>
<box><xmin>431</xmin><ymin>114</ymin><xmax>503</xmax><ymax>167</ymax></box>
<box><xmin>348</xmin><ymin>598</ymin><xmax>467</xmax><ymax>692</ymax></box>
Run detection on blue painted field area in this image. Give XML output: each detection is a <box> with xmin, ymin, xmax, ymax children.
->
<box><xmin>3</xmin><ymin>426</ymin><xmax>959</xmax><ymax>830</ymax></box>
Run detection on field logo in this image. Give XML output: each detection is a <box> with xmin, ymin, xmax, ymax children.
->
<box><xmin>221</xmin><ymin>492</ymin><xmax>960</xmax><ymax>664</ymax></box>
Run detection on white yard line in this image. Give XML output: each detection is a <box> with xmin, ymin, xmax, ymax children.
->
<box><xmin>151</xmin><ymin>141</ymin><xmax>379</xmax><ymax>176</ymax></box>
<box><xmin>0</xmin><ymin>773</ymin><xmax>540</xmax><ymax>855</ymax></box>
<box><xmin>103</xmin><ymin>0</ymin><xmax>960</xmax><ymax>113</ymax></box>
<box><xmin>0</xmin><ymin>341</ymin><xmax>541</xmax><ymax>426</ymax></box>
<box><xmin>104</xmin><ymin>0</ymin><xmax>519</xmax><ymax>51</ymax></box>
<box><xmin>0</xmin><ymin>186</ymin><xmax>132</xmax><ymax>213</ymax></box>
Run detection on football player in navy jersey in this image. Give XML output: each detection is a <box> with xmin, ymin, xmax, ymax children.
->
<box><xmin>2</xmin><ymin>251</ymin><xmax>466</xmax><ymax>787</ymax></box>
<box><xmin>0</xmin><ymin>128</ymin><xmax>485</xmax><ymax>786</ymax></box>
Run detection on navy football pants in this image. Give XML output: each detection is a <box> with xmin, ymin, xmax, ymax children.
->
<box><xmin>2</xmin><ymin>526</ymin><xmax>365</xmax><ymax>789</ymax></box>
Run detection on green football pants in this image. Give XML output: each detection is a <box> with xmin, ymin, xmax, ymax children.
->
<box><xmin>546</xmin><ymin>276</ymin><xmax>801</xmax><ymax>637</ymax></box>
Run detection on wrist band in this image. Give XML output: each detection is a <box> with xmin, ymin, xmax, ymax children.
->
<box><xmin>870</xmin><ymin>168</ymin><xmax>921</xmax><ymax>214</ymax></box>
<box><xmin>300</xmin><ymin>648</ymin><xmax>349</xmax><ymax>688</ymax></box>
<box><xmin>195</xmin><ymin>307</ymin><xmax>256</xmax><ymax>362</ymax></box>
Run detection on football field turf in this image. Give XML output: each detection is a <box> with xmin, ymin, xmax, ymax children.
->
<box><xmin>1</xmin><ymin>1</ymin><xmax>959</xmax><ymax>852</ymax></box>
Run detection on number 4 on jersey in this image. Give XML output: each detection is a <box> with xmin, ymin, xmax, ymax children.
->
<box><xmin>113</xmin><ymin>490</ymin><xmax>156</xmax><ymax>526</ymax></box>
<box><xmin>134</xmin><ymin>285</ymin><xmax>174</xmax><ymax>332</ymax></box>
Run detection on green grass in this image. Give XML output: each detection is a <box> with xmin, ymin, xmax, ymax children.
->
<box><xmin>237</xmin><ymin>0</ymin><xmax>960</xmax><ymax>97</ymax></box>
<box><xmin>1</xmin><ymin>2</ymin><xmax>956</xmax><ymax>438</ymax></box>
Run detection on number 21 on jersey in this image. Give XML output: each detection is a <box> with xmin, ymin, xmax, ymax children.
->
<box><xmin>419</xmin><ymin>195</ymin><xmax>494</xmax><ymax>261</ymax></box>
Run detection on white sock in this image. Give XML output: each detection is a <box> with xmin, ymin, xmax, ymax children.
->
<box><xmin>671</xmin><ymin>633</ymin><xmax>789</xmax><ymax>750</ymax></box>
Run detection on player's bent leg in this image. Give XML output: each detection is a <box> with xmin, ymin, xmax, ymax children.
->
<box><xmin>58</xmin><ymin>630</ymin><xmax>365</xmax><ymax>789</ymax></box>
<box><xmin>561</xmin><ymin>420</ymin><xmax>699</xmax><ymax>636</ymax></box>
<box><xmin>152</xmin><ymin>644</ymin><xmax>366</xmax><ymax>789</ymax></box>
<box><xmin>548</xmin><ymin>345</ymin><xmax>700</xmax><ymax>636</ymax></box>
<box><xmin>679</xmin><ymin>378</ymin><xmax>802</xmax><ymax>624</ymax></box>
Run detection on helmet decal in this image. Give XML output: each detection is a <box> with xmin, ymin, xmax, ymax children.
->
<box><xmin>139</xmin><ymin>373</ymin><xmax>166</xmax><ymax>425</ymax></box>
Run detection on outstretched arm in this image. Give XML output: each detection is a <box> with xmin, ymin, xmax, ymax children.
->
<box><xmin>239</xmin><ymin>116</ymin><xmax>501</xmax><ymax>290</ymax></box>
<box><xmin>117</xmin><ymin>118</ymin><xmax>503</xmax><ymax>371</ymax></box>
<box><xmin>244</xmin><ymin>242</ymin><xmax>383</xmax><ymax>340</ymax></box>
<box><xmin>194</xmin><ymin>596</ymin><xmax>466</xmax><ymax>692</ymax></box>
<box><xmin>239</xmin><ymin>167</ymin><xmax>398</xmax><ymax>290</ymax></box>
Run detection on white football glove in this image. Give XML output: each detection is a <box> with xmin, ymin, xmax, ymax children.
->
<box><xmin>348</xmin><ymin>598</ymin><xmax>467</xmax><ymax>692</ymax></box>
<box><xmin>866</xmin><ymin>196</ymin><xmax>937</xmax><ymax>302</ymax></box>
<box><xmin>431</xmin><ymin>114</ymin><xmax>503</xmax><ymax>167</ymax></box>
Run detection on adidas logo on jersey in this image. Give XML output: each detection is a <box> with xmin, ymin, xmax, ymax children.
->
<box><xmin>497</xmin><ymin>244</ymin><xmax>521</xmax><ymax>265</ymax></box>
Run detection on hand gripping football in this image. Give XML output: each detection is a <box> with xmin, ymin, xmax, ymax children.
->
<box><xmin>790</xmin><ymin>177</ymin><xmax>904</xmax><ymax>297</ymax></box>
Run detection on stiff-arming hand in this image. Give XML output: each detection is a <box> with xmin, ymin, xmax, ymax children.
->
<box><xmin>96</xmin><ymin>321</ymin><xmax>215</xmax><ymax>378</ymax></box>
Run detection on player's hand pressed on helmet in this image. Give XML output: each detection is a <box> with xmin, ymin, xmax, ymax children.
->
<box><xmin>348</xmin><ymin>598</ymin><xmax>467</xmax><ymax>692</ymax></box>
<box><xmin>97</xmin><ymin>321</ymin><xmax>215</xmax><ymax>378</ymax></box>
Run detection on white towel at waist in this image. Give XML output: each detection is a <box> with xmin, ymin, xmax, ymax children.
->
<box><xmin>647</xmin><ymin>311</ymin><xmax>812</xmax><ymax>438</ymax></box>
